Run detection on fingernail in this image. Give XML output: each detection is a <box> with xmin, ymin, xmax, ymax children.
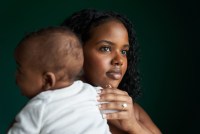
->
<box><xmin>97</xmin><ymin>89</ymin><xmax>102</xmax><ymax>94</ymax></box>
<box><xmin>96</xmin><ymin>96</ymin><xmax>100</xmax><ymax>100</ymax></box>
<box><xmin>102</xmin><ymin>114</ymin><xmax>107</xmax><ymax>119</ymax></box>
<box><xmin>98</xmin><ymin>104</ymin><xmax>102</xmax><ymax>108</ymax></box>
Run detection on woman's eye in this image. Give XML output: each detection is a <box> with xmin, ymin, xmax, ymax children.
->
<box><xmin>99</xmin><ymin>46</ymin><xmax>111</xmax><ymax>52</ymax></box>
<box><xmin>121</xmin><ymin>50</ymin><xmax>128</xmax><ymax>56</ymax></box>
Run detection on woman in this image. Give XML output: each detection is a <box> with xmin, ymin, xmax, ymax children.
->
<box><xmin>61</xmin><ymin>9</ymin><xmax>161</xmax><ymax>134</ymax></box>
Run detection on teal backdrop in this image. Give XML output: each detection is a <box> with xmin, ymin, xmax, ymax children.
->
<box><xmin>0</xmin><ymin>0</ymin><xmax>198</xmax><ymax>133</ymax></box>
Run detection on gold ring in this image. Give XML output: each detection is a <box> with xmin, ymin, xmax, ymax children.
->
<box><xmin>121</xmin><ymin>103</ymin><xmax>128</xmax><ymax>110</ymax></box>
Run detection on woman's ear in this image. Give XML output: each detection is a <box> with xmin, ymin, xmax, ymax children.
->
<box><xmin>42</xmin><ymin>72</ymin><xmax>56</xmax><ymax>90</ymax></box>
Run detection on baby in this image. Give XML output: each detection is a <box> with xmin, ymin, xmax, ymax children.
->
<box><xmin>8</xmin><ymin>26</ymin><xmax>111</xmax><ymax>134</ymax></box>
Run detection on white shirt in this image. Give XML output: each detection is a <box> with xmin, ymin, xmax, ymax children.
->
<box><xmin>8</xmin><ymin>80</ymin><xmax>111</xmax><ymax>134</ymax></box>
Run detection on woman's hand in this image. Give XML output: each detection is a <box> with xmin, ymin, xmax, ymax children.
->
<box><xmin>98</xmin><ymin>87</ymin><xmax>138</xmax><ymax>133</ymax></box>
<box><xmin>98</xmin><ymin>87</ymin><xmax>161</xmax><ymax>134</ymax></box>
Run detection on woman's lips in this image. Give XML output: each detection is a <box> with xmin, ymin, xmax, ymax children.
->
<box><xmin>106</xmin><ymin>70</ymin><xmax>122</xmax><ymax>80</ymax></box>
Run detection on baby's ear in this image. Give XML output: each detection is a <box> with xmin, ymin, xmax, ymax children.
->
<box><xmin>42</xmin><ymin>72</ymin><xmax>56</xmax><ymax>90</ymax></box>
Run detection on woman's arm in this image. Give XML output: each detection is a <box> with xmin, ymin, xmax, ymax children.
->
<box><xmin>133</xmin><ymin>103</ymin><xmax>162</xmax><ymax>134</ymax></box>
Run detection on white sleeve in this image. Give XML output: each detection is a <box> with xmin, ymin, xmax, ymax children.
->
<box><xmin>7</xmin><ymin>98</ymin><xmax>45</xmax><ymax>134</ymax></box>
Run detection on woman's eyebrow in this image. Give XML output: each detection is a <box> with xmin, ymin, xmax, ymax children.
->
<box><xmin>96</xmin><ymin>40</ymin><xmax>130</xmax><ymax>47</ymax></box>
<box><xmin>124</xmin><ymin>44</ymin><xmax>130</xmax><ymax>49</ymax></box>
<box><xmin>96</xmin><ymin>40</ymin><xmax>114</xmax><ymax>45</ymax></box>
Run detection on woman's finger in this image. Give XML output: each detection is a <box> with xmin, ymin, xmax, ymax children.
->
<box><xmin>98</xmin><ymin>92</ymin><xmax>133</xmax><ymax>103</ymax></box>
<box><xmin>100</xmin><ymin>88</ymin><xmax>128</xmax><ymax>95</ymax></box>
<box><xmin>99</xmin><ymin>101</ymin><xmax>131</xmax><ymax>111</ymax></box>
<box><xmin>103</xmin><ymin>111</ymin><xmax>129</xmax><ymax>120</ymax></box>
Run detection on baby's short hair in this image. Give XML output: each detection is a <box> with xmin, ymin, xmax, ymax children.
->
<box><xmin>15</xmin><ymin>26</ymin><xmax>83</xmax><ymax>82</ymax></box>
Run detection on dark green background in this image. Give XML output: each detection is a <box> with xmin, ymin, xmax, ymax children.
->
<box><xmin>0</xmin><ymin>0</ymin><xmax>198</xmax><ymax>133</ymax></box>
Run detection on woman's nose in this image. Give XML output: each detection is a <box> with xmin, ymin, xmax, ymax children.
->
<box><xmin>111</xmin><ymin>52</ymin><xmax>123</xmax><ymax>66</ymax></box>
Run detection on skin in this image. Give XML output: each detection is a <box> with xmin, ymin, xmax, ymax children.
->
<box><xmin>15</xmin><ymin>50</ymin><xmax>46</xmax><ymax>98</ymax></box>
<box><xmin>82</xmin><ymin>20</ymin><xmax>162</xmax><ymax>134</ymax></box>
<box><xmin>83</xmin><ymin>20</ymin><xmax>129</xmax><ymax>89</ymax></box>
<box><xmin>14</xmin><ymin>34</ymin><xmax>80</xmax><ymax>98</ymax></box>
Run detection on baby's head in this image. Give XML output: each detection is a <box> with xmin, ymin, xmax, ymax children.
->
<box><xmin>15</xmin><ymin>26</ymin><xmax>83</xmax><ymax>98</ymax></box>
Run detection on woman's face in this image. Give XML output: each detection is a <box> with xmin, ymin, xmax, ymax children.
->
<box><xmin>82</xmin><ymin>20</ymin><xmax>129</xmax><ymax>88</ymax></box>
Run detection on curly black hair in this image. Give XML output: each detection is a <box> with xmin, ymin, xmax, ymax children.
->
<box><xmin>61</xmin><ymin>9</ymin><xmax>141</xmax><ymax>99</ymax></box>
